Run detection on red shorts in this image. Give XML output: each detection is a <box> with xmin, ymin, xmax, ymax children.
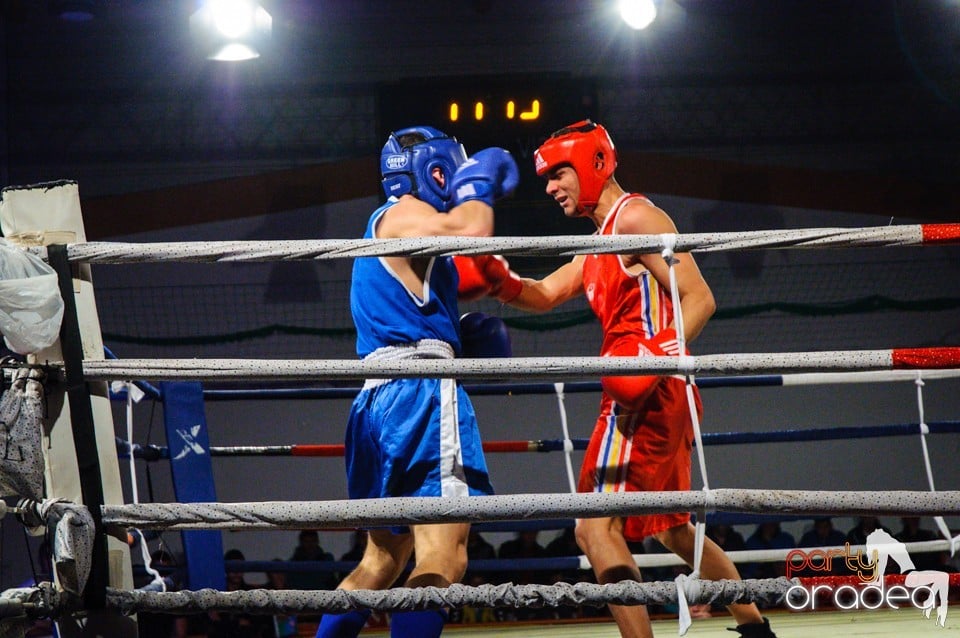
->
<box><xmin>578</xmin><ymin>376</ymin><xmax>701</xmax><ymax>541</ymax></box>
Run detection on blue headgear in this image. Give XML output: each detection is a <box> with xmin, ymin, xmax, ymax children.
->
<box><xmin>380</xmin><ymin>126</ymin><xmax>467</xmax><ymax>212</ymax></box>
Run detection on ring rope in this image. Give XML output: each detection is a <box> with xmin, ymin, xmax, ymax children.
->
<box><xmin>31</xmin><ymin>223</ymin><xmax>959</xmax><ymax>264</ymax></box>
<box><xmin>103</xmin><ymin>577</ymin><xmax>793</xmax><ymax>616</ymax></box>
<box><xmin>89</xmin><ymin>490</ymin><xmax>960</xmax><ymax>531</ymax></box>
<box><xmin>78</xmin><ymin>347</ymin><xmax>960</xmax><ymax>382</ymax></box>
<box><xmin>118</xmin><ymin>420</ymin><xmax>960</xmax><ymax>460</ymax></box>
<box><xmin>0</xmin><ymin>578</ymin><xmax>791</xmax><ymax>622</ymax></box>
<box><xmin>185</xmin><ymin>369</ymin><xmax>960</xmax><ymax>401</ymax></box>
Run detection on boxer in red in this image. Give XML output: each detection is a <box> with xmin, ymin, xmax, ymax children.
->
<box><xmin>458</xmin><ymin>120</ymin><xmax>775</xmax><ymax>638</ymax></box>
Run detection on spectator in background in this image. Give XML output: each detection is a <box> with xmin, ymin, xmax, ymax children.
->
<box><xmin>896</xmin><ymin>517</ymin><xmax>939</xmax><ymax>570</ymax></box>
<box><xmin>340</xmin><ymin>530</ymin><xmax>368</xmax><ymax>564</ymax></box>
<box><xmin>846</xmin><ymin>516</ymin><xmax>891</xmax><ymax>546</ymax></box>
<box><xmin>706</xmin><ymin>523</ymin><xmax>746</xmax><ymax>553</ymax></box>
<box><xmin>798</xmin><ymin>518</ymin><xmax>846</xmax><ymax>548</ymax></box>
<box><xmin>498</xmin><ymin>530</ymin><xmax>548</xmax><ymax>584</ymax></box>
<box><xmin>896</xmin><ymin>516</ymin><xmax>937</xmax><ymax>544</ymax></box>
<box><xmin>137</xmin><ymin>550</ymin><xmax>188</xmax><ymax>638</ymax></box>
<box><xmin>207</xmin><ymin>549</ymin><xmax>271</xmax><ymax>638</ymax></box>
<box><xmin>742</xmin><ymin>522</ymin><xmax>795</xmax><ymax>580</ymax></box>
<box><xmin>287</xmin><ymin>529</ymin><xmax>338</xmax><ymax>591</ymax></box>
<box><xmin>266</xmin><ymin>560</ymin><xmax>298</xmax><ymax>638</ymax></box>
<box><xmin>466</xmin><ymin>528</ymin><xmax>497</xmax><ymax>561</ymax></box>
<box><xmin>544</xmin><ymin>526</ymin><xmax>585</xmax><ymax>591</ymax></box>
<box><xmin>464</xmin><ymin>528</ymin><xmax>497</xmax><ymax>584</ymax></box>
<box><xmin>796</xmin><ymin>518</ymin><xmax>848</xmax><ymax>576</ymax></box>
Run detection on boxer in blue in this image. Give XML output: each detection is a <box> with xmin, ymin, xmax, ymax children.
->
<box><xmin>316</xmin><ymin>126</ymin><xmax>518</xmax><ymax>638</ymax></box>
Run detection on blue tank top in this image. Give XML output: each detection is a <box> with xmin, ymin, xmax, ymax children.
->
<box><xmin>351</xmin><ymin>199</ymin><xmax>462</xmax><ymax>358</ymax></box>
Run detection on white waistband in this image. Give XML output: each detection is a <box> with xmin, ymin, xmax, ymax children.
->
<box><xmin>361</xmin><ymin>339</ymin><xmax>455</xmax><ymax>390</ymax></box>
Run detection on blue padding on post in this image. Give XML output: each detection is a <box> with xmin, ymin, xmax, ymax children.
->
<box><xmin>161</xmin><ymin>381</ymin><xmax>225</xmax><ymax>591</ymax></box>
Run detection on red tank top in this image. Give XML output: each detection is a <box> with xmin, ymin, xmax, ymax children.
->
<box><xmin>581</xmin><ymin>193</ymin><xmax>673</xmax><ymax>355</ymax></box>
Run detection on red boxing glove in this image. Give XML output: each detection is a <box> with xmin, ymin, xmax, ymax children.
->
<box><xmin>600</xmin><ymin>329</ymin><xmax>683</xmax><ymax>410</ymax></box>
<box><xmin>647</xmin><ymin>328</ymin><xmax>683</xmax><ymax>357</ymax></box>
<box><xmin>453</xmin><ymin>255</ymin><xmax>523</xmax><ymax>303</ymax></box>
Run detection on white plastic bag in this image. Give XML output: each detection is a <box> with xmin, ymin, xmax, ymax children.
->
<box><xmin>0</xmin><ymin>238</ymin><xmax>64</xmax><ymax>354</ymax></box>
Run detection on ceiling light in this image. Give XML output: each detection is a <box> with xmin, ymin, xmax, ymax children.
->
<box><xmin>190</xmin><ymin>0</ymin><xmax>272</xmax><ymax>62</ymax></box>
<box><xmin>619</xmin><ymin>0</ymin><xmax>659</xmax><ymax>30</ymax></box>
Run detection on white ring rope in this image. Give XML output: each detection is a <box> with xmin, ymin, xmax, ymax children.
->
<box><xmin>778</xmin><ymin>368</ymin><xmax>960</xmax><ymax>385</ymax></box>
<box><xmin>77</xmin><ymin>349</ymin><xmax>959</xmax><ymax>382</ymax></box>
<box><xmin>0</xmin><ymin>578</ymin><xmax>793</xmax><ymax>620</ymax></box>
<box><xmin>28</xmin><ymin>223</ymin><xmax>956</xmax><ymax>264</ymax></box>
<box><xmin>95</xmin><ymin>489</ymin><xmax>960</xmax><ymax>531</ymax></box>
<box><xmin>103</xmin><ymin>578</ymin><xmax>794</xmax><ymax>616</ymax></box>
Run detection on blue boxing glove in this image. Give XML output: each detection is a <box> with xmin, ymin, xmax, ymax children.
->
<box><xmin>451</xmin><ymin>147</ymin><xmax>520</xmax><ymax>207</ymax></box>
<box><xmin>459</xmin><ymin>312</ymin><xmax>513</xmax><ymax>358</ymax></box>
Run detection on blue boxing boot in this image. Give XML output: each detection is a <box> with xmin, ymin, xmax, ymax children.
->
<box><xmin>390</xmin><ymin>609</ymin><xmax>448</xmax><ymax>638</ymax></box>
<box><xmin>315</xmin><ymin>609</ymin><xmax>370</xmax><ymax>638</ymax></box>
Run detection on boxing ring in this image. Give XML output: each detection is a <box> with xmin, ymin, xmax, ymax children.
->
<box><xmin>0</xmin><ymin>181</ymin><xmax>958</xmax><ymax>637</ymax></box>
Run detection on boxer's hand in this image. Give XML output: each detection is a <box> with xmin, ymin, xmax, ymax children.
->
<box><xmin>453</xmin><ymin>255</ymin><xmax>523</xmax><ymax>303</ymax></box>
<box><xmin>459</xmin><ymin>312</ymin><xmax>512</xmax><ymax>358</ymax></box>
<box><xmin>599</xmin><ymin>329</ymin><xmax>683</xmax><ymax>410</ymax></box>
<box><xmin>450</xmin><ymin>147</ymin><xmax>519</xmax><ymax>207</ymax></box>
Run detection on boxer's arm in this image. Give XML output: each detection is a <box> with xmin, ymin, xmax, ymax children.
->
<box><xmin>508</xmin><ymin>256</ymin><xmax>585</xmax><ymax>313</ymax></box>
<box><xmin>453</xmin><ymin>254</ymin><xmax>523</xmax><ymax>303</ymax></box>
<box><xmin>380</xmin><ymin>197</ymin><xmax>494</xmax><ymax>239</ymax></box>
<box><xmin>618</xmin><ymin>199</ymin><xmax>716</xmax><ymax>342</ymax></box>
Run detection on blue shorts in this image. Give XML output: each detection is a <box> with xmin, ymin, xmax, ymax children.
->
<box><xmin>345</xmin><ymin>377</ymin><xmax>494</xmax><ymax>501</ymax></box>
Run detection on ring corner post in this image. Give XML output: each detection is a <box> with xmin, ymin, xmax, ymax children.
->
<box><xmin>0</xmin><ymin>181</ymin><xmax>137</xmax><ymax>637</ymax></box>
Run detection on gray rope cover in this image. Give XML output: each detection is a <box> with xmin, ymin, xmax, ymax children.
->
<box><xmin>43</xmin><ymin>225</ymin><xmax>928</xmax><ymax>264</ymax></box>
<box><xmin>80</xmin><ymin>350</ymin><xmax>898</xmax><ymax>382</ymax></box>
<box><xmin>0</xmin><ymin>367</ymin><xmax>45</xmax><ymax>502</ymax></box>
<box><xmin>105</xmin><ymin>578</ymin><xmax>796</xmax><ymax>616</ymax></box>
<box><xmin>100</xmin><ymin>490</ymin><xmax>960</xmax><ymax>531</ymax></box>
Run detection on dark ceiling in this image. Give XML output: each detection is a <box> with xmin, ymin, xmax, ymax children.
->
<box><xmin>2</xmin><ymin>0</ymin><xmax>959</xmax><ymax>237</ymax></box>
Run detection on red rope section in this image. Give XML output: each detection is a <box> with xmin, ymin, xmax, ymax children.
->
<box><xmin>921</xmin><ymin>223</ymin><xmax>960</xmax><ymax>244</ymax></box>
<box><xmin>289</xmin><ymin>445</ymin><xmax>343</xmax><ymax>457</ymax></box>
<box><xmin>892</xmin><ymin>347</ymin><xmax>960</xmax><ymax>369</ymax></box>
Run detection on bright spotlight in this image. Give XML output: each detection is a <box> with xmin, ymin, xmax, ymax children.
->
<box><xmin>619</xmin><ymin>0</ymin><xmax>658</xmax><ymax>30</ymax></box>
<box><xmin>190</xmin><ymin>0</ymin><xmax>272</xmax><ymax>62</ymax></box>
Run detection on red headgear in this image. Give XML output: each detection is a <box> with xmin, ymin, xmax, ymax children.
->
<box><xmin>534</xmin><ymin>119</ymin><xmax>617</xmax><ymax>212</ymax></box>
